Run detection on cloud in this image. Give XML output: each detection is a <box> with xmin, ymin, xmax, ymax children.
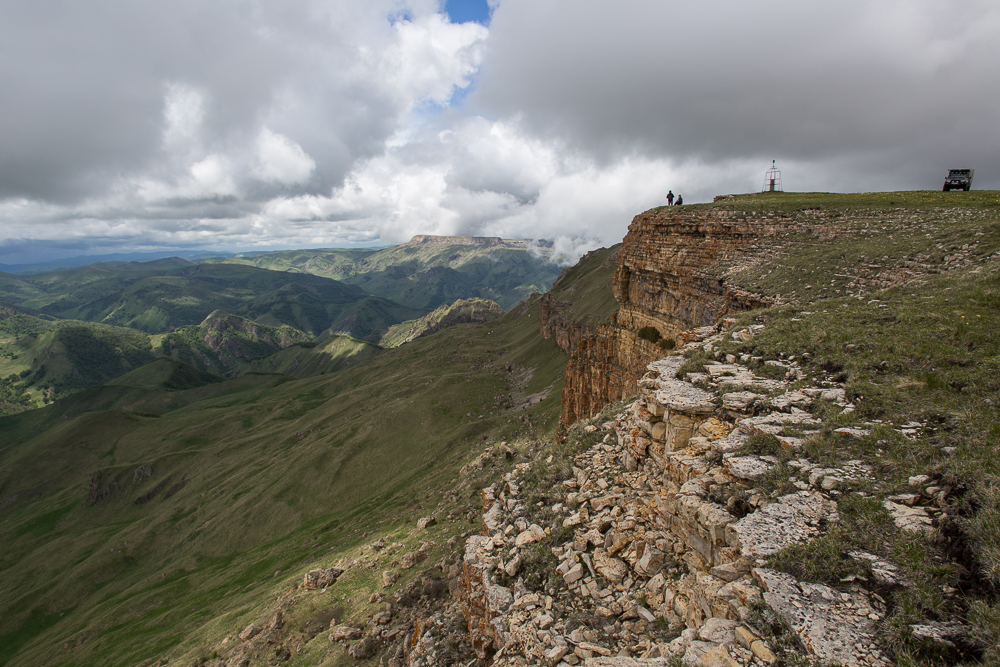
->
<box><xmin>253</xmin><ymin>129</ymin><xmax>317</xmax><ymax>186</ymax></box>
<box><xmin>1</xmin><ymin>0</ymin><xmax>999</xmax><ymax>266</ymax></box>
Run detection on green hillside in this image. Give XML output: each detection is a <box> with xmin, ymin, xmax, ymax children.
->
<box><xmin>0</xmin><ymin>291</ymin><xmax>569</xmax><ymax>667</ymax></box>
<box><xmin>0</xmin><ymin>261</ymin><xmax>425</xmax><ymax>339</ymax></box>
<box><xmin>0</xmin><ymin>308</ymin><xmax>318</xmax><ymax>411</ymax></box>
<box><xmin>155</xmin><ymin>311</ymin><xmax>310</xmax><ymax>375</ymax></box>
<box><xmin>232</xmin><ymin>335</ymin><xmax>383</xmax><ymax>378</ymax></box>
<box><xmin>209</xmin><ymin>240</ymin><xmax>560</xmax><ymax>310</ymax></box>
<box><xmin>378</xmin><ymin>296</ymin><xmax>504</xmax><ymax>348</ymax></box>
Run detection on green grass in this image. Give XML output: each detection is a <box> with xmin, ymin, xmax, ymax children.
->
<box><xmin>693</xmin><ymin>194</ymin><xmax>1000</xmax><ymax>663</ymax></box>
<box><xmin>0</xmin><ymin>292</ymin><xmax>569</xmax><ymax>667</ymax></box>
<box><xmin>544</xmin><ymin>244</ymin><xmax>621</xmax><ymax>328</ymax></box>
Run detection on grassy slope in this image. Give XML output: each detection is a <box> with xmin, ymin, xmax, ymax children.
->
<box><xmin>682</xmin><ymin>191</ymin><xmax>1000</xmax><ymax>664</ymax></box>
<box><xmin>232</xmin><ymin>336</ymin><xmax>384</xmax><ymax>378</ymax></box>
<box><xmin>211</xmin><ymin>244</ymin><xmax>561</xmax><ymax>311</ymax></box>
<box><xmin>0</xmin><ymin>294</ymin><xmax>567</xmax><ymax>667</ymax></box>
<box><xmin>0</xmin><ymin>310</ymin><xmax>316</xmax><ymax>411</ymax></box>
<box><xmin>545</xmin><ymin>244</ymin><xmax>621</xmax><ymax>328</ymax></box>
<box><xmin>378</xmin><ymin>297</ymin><xmax>504</xmax><ymax>348</ymax></box>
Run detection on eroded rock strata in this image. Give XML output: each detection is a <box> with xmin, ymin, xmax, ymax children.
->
<box><xmin>459</xmin><ymin>323</ymin><xmax>896</xmax><ymax>667</ymax></box>
<box><xmin>556</xmin><ymin>206</ymin><xmax>845</xmax><ymax>429</ymax></box>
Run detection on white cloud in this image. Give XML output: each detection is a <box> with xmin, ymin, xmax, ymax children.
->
<box><xmin>2</xmin><ymin>0</ymin><xmax>1000</xmax><ymax>266</ymax></box>
<box><xmin>384</xmin><ymin>13</ymin><xmax>488</xmax><ymax>109</ymax></box>
<box><xmin>162</xmin><ymin>83</ymin><xmax>205</xmax><ymax>149</ymax></box>
<box><xmin>253</xmin><ymin>128</ymin><xmax>316</xmax><ymax>185</ymax></box>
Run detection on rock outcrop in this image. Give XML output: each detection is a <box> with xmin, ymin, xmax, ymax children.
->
<box><xmin>559</xmin><ymin>206</ymin><xmax>847</xmax><ymax>429</ymax></box>
<box><xmin>460</xmin><ymin>322</ymin><xmax>895</xmax><ymax>667</ymax></box>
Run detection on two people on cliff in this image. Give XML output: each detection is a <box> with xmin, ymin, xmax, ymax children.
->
<box><xmin>666</xmin><ymin>191</ymin><xmax>683</xmax><ymax>206</ymax></box>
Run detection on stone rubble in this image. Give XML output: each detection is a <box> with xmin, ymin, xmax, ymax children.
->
<box><xmin>460</xmin><ymin>322</ymin><xmax>894</xmax><ymax>667</ymax></box>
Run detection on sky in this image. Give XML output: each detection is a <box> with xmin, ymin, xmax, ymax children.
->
<box><xmin>1</xmin><ymin>0</ymin><xmax>998</xmax><ymax>266</ymax></box>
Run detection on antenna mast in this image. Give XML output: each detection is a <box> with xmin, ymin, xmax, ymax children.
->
<box><xmin>762</xmin><ymin>160</ymin><xmax>783</xmax><ymax>193</ymax></box>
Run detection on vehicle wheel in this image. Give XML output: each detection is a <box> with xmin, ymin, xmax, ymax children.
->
<box><xmin>965</xmin><ymin>185</ymin><xmax>971</xmax><ymax>191</ymax></box>
<box><xmin>943</xmin><ymin>185</ymin><xmax>950</xmax><ymax>191</ymax></box>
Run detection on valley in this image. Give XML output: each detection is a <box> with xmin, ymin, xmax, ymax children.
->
<box><xmin>1</xmin><ymin>193</ymin><xmax>999</xmax><ymax>667</ymax></box>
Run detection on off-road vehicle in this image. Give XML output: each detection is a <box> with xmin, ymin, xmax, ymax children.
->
<box><xmin>943</xmin><ymin>168</ymin><xmax>974</xmax><ymax>191</ymax></box>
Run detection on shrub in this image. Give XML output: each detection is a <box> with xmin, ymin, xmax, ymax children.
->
<box><xmin>637</xmin><ymin>326</ymin><xmax>661</xmax><ymax>343</ymax></box>
<box><xmin>658</xmin><ymin>337</ymin><xmax>676</xmax><ymax>350</ymax></box>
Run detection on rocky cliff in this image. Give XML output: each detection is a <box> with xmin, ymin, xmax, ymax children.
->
<box><xmin>555</xmin><ymin>205</ymin><xmax>850</xmax><ymax>428</ymax></box>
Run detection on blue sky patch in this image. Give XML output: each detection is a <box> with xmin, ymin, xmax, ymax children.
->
<box><xmin>445</xmin><ymin>0</ymin><xmax>491</xmax><ymax>25</ymax></box>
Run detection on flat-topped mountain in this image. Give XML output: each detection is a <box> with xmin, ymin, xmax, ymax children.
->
<box><xmin>403</xmin><ymin>234</ymin><xmax>529</xmax><ymax>249</ymax></box>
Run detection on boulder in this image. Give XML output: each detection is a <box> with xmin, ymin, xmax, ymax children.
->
<box><xmin>330</xmin><ymin>625</ymin><xmax>363</xmax><ymax>642</ymax></box>
<box><xmin>303</xmin><ymin>567</ymin><xmax>342</xmax><ymax>590</ymax></box>
<box><xmin>593</xmin><ymin>550</ymin><xmax>628</xmax><ymax>583</ymax></box>
<box><xmin>515</xmin><ymin>524</ymin><xmax>546</xmax><ymax>547</ymax></box>
<box><xmin>400</xmin><ymin>550</ymin><xmax>427</xmax><ymax>569</ymax></box>
<box><xmin>348</xmin><ymin>635</ymin><xmax>377</xmax><ymax>659</ymax></box>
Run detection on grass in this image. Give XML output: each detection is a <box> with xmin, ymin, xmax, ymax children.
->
<box><xmin>543</xmin><ymin>244</ymin><xmax>621</xmax><ymax>329</ymax></box>
<box><xmin>693</xmin><ymin>192</ymin><xmax>1000</xmax><ymax>664</ymax></box>
<box><xmin>0</xmin><ymin>292</ymin><xmax>570</xmax><ymax>667</ymax></box>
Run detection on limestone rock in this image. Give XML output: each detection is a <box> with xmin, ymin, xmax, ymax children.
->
<box><xmin>654</xmin><ymin>381</ymin><xmax>716</xmax><ymax>414</ymax></box>
<box><xmin>723</xmin><ymin>455</ymin><xmax>773</xmax><ymax>481</ymax></box>
<box><xmin>238</xmin><ymin>624</ymin><xmax>260</xmax><ymax>642</ymax></box>
<box><xmin>515</xmin><ymin>524</ymin><xmax>546</xmax><ymax>547</ymax></box>
<box><xmin>303</xmin><ymin>567</ymin><xmax>343</xmax><ymax>590</ymax></box>
<box><xmin>348</xmin><ymin>635</ymin><xmax>377</xmax><ymax>659</ymax></box>
<box><xmin>882</xmin><ymin>500</ymin><xmax>933</xmax><ymax>535</ymax></box>
<box><xmin>698</xmin><ymin>618</ymin><xmax>737</xmax><ymax>645</ymax></box>
<box><xmin>635</xmin><ymin>546</ymin><xmax>665</xmax><ymax>576</ymax></box>
<box><xmin>754</xmin><ymin>568</ymin><xmax>885</xmax><ymax>665</ymax></box>
<box><xmin>730</xmin><ymin>493</ymin><xmax>836</xmax><ymax>558</ymax></box>
<box><xmin>400</xmin><ymin>550</ymin><xmax>427</xmax><ymax>569</ymax></box>
<box><xmin>909</xmin><ymin>621</ymin><xmax>968</xmax><ymax>647</ymax></box>
<box><xmin>848</xmin><ymin>550</ymin><xmax>908</xmax><ymax>586</ymax></box>
<box><xmin>721</xmin><ymin>392</ymin><xmax>760</xmax><ymax>411</ymax></box>
<box><xmin>416</xmin><ymin>516</ymin><xmax>436</xmax><ymax>529</ymax></box>
<box><xmin>695</xmin><ymin>645</ymin><xmax>739</xmax><ymax>667</ymax></box>
<box><xmin>750</xmin><ymin>640</ymin><xmax>776</xmax><ymax>665</ymax></box>
<box><xmin>593</xmin><ymin>550</ymin><xmax>628</xmax><ymax>583</ymax></box>
<box><xmin>330</xmin><ymin>625</ymin><xmax>363</xmax><ymax>642</ymax></box>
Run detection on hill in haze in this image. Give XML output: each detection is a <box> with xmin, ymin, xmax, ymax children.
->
<box><xmin>207</xmin><ymin>235</ymin><xmax>561</xmax><ymax>311</ymax></box>
<box><xmin>0</xmin><ymin>260</ymin><xmax>425</xmax><ymax>339</ymax></box>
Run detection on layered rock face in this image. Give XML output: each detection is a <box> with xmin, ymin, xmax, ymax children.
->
<box><xmin>559</xmin><ymin>207</ymin><xmax>841</xmax><ymax>428</ymax></box>
<box><xmin>459</xmin><ymin>323</ymin><xmax>892</xmax><ymax>667</ymax></box>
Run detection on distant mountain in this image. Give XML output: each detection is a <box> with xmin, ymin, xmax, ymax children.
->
<box><xmin>206</xmin><ymin>235</ymin><xmax>561</xmax><ymax>311</ymax></box>
<box><xmin>0</xmin><ymin>260</ymin><xmax>425</xmax><ymax>338</ymax></box>
<box><xmin>378</xmin><ymin>297</ymin><xmax>504</xmax><ymax>348</ymax></box>
<box><xmin>157</xmin><ymin>310</ymin><xmax>311</xmax><ymax>374</ymax></box>
<box><xmin>0</xmin><ymin>250</ymin><xmax>236</xmax><ymax>275</ymax></box>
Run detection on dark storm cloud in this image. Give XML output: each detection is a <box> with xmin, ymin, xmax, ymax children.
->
<box><xmin>476</xmin><ymin>0</ymin><xmax>1000</xmax><ymax>190</ymax></box>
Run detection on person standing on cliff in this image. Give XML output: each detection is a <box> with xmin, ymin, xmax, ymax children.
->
<box><xmin>666</xmin><ymin>190</ymin><xmax>674</xmax><ymax>206</ymax></box>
